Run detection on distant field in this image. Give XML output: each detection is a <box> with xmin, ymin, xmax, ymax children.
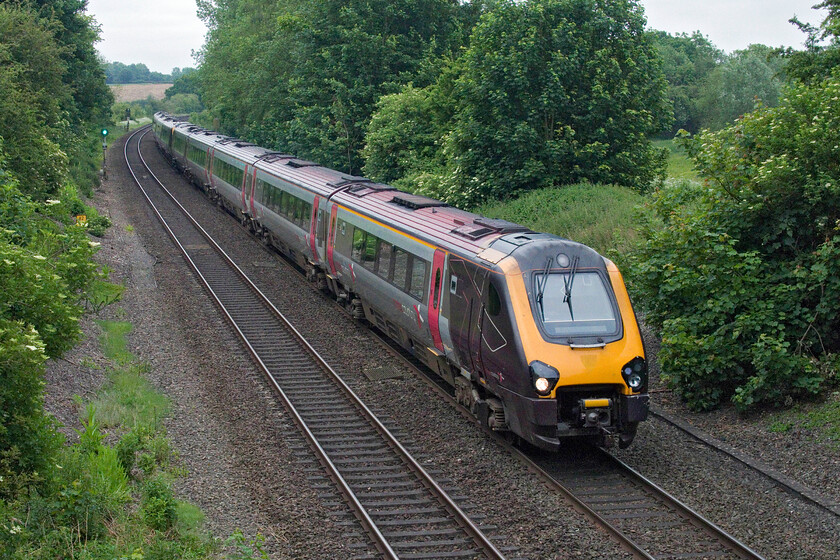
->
<box><xmin>654</xmin><ymin>138</ymin><xmax>698</xmax><ymax>180</ymax></box>
<box><xmin>110</xmin><ymin>83</ymin><xmax>172</xmax><ymax>102</ymax></box>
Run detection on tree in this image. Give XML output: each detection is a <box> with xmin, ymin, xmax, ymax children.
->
<box><xmin>781</xmin><ymin>0</ymin><xmax>840</xmax><ymax>84</ymax></box>
<box><xmin>0</xmin><ymin>4</ymin><xmax>69</xmax><ymax>200</ymax></box>
<box><xmin>650</xmin><ymin>30</ymin><xmax>723</xmax><ymax>134</ymax></box>
<box><xmin>438</xmin><ymin>0</ymin><xmax>669</xmax><ymax>206</ymax></box>
<box><xmin>197</xmin><ymin>0</ymin><xmax>464</xmax><ymax>174</ymax></box>
<box><xmin>696</xmin><ymin>44</ymin><xmax>784</xmax><ymax>130</ymax></box>
<box><xmin>29</xmin><ymin>0</ymin><xmax>113</xmax><ymax>124</ymax></box>
<box><xmin>631</xmin><ymin>71</ymin><xmax>840</xmax><ymax>411</ymax></box>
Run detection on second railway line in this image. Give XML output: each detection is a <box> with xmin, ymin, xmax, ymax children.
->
<box><xmin>111</xmin><ymin>124</ymin><xmax>840</xmax><ymax>557</ymax></box>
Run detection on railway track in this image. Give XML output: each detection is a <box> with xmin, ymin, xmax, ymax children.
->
<box><xmin>370</xmin><ymin>332</ymin><xmax>767</xmax><ymax>560</ymax></box>
<box><xmin>122</xmin><ymin>126</ymin><xmax>516</xmax><ymax>560</ymax></box>
<box><xmin>123</xmin><ymin>124</ymin><xmax>812</xmax><ymax>559</ymax></box>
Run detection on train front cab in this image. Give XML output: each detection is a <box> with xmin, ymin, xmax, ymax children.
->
<box><xmin>491</xmin><ymin>240</ymin><xmax>649</xmax><ymax>450</ymax></box>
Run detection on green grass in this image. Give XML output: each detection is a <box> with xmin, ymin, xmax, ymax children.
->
<box><xmin>90</xmin><ymin>320</ymin><xmax>169</xmax><ymax>429</ymax></box>
<box><xmin>654</xmin><ymin>138</ymin><xmax>698</xmax><ymax>180</ymax></box>
<box><xmin>475</xmin><ymin>182</ymin><xmax>644</xmax><ymax>258</ymax></box>
<box><xmin>86</xmin><ymin>279</ymin><xmax>125</xmax><ymax>312</ymax></box>
<box><xmin>766</xmin><ymin>396</ymin><xmax>840</xmax><ymax>446</ymax></box>
<box><xmin>96</xmin><ymin>319</ymin><xmax>134</xmax><ymax>365</ymax></box>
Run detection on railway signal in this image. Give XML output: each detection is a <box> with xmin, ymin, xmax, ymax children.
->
<box><xmin>101</xmin><ymin>128</ymin><xmax>108</xmax><ymax>179</ymax></box>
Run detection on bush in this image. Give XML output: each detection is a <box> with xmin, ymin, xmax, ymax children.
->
<box><xmin>141</xmin><ymin>475</ymin><xmax>177</xmax><ymax>532</ymax></box>
<box><xmin>631</xmin><ymin>72</ymin><xmax>840</xmax><ymax>410</ymax></box>
<box><xmin>0</xmin><ymin>319</ymin><xmax>61</xmax><ymax>485</ymax></box>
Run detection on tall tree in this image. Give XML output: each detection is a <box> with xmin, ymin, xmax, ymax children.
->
<box><xmin>197</xmin><ymin>0</ymin><xmax>464</xmax><ymax>174</ymax></box>
<box><xmin>440</xmin><ymin>0</ymin><xmax>669</xmax><ymax>205</ymax></box>
<box><xmin>782</xmin><ymin>0</ymin><xmax>840</xmax><ymax>84</ymax></box>
<box><xmin>29</xmin><ymin>0</ymin><xmax>112</xmax><ymax>124</ymax></box>
<box><xmin>0</xmin><ymin>4</ymin><xmax>69</xmax><ymax>200</ymax></box>
<box><xmin>650</xmin><ymin>30</ymin><xmax>723</xmax><ymax>134</ymax></box>
<box><xmin>696</xmin><ymin>44</ymin><xmax>784</xmax><ymax>130</ymax></box>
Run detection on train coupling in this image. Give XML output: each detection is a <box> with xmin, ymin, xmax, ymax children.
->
<box><xmin>579</xmin><ymin>398</ymin><xmax>613</xmax><ymax>428</ymax></box>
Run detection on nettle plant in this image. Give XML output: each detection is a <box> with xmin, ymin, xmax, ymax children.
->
<box><xmin>632</xmin><ymin>71</ymin><xmax>840</xmax><ymax>411</ymax></box>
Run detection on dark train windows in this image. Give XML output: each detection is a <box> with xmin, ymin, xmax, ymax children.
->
<box><xmin>432</xmin><ymin>269</ymin><xmax>442</xmax><ymax>310</ymax></box>
<box><xmin>187</xmin><ymin>144</ymin><xmax>207</xmax><ymax>167</ymax></box>
<box><xmin>409</xmin><ymin>258</ymin><xmax>427</xmax><ymax>301</ymax></box>
<box><xmin>352</xmin><ymin>228</ymin><xmax>365</xmax><ymax>261</ymax></box>
<box><xmin>363</xmin><ymin>234</ymin><xmax>377</xmax><ymax>270</ymax></box>
<box><xmin>376</xmin><ymin>241</ymin><xmax>393</xmax><ymax>277</ymax></box>
<box><xmin>172</xmin><ymin>132</ymin><xmax>187</xmax><ymax>155</ymax></box>
<box><xmin>347</xmin><ymin>225</ymin><xmax>429</xmax><ymax>302</ymax></box>
<box><xmin>256</xmin><ymin>180</ymin><xmax>313</xmax><ymax>230</ymax></box>
<box><xmin>393</xmin><ymin>246</ymin><xmax>409</xmax><ymax>287</ymax></box>
<box><xmin>486</xmin><ymin>280</ymin><xmax>501</xmax><ymax>316</ymax></box>
<box><xmin>214</xmin><ymin>158</ymin><xmax>243</xmax><ymax>187</ymax></box>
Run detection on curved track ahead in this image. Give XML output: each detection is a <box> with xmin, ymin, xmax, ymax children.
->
<box><xmin>123</xmin><ymin>124</ymin><xmax>780</xmax><ymax>560</ymax></box>
<box><xmin>122</xmin><ymin>126</ymin><xmax>515</xmax><ymax>560</ymax></box>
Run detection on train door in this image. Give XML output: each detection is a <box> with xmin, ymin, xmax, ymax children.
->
<box><xmin>314</xmin><ymin>200</ymin><xmax>327</xmax><ymax>265</ymax></box>
<box><xmin>248</xmin><ymin>168</ymin><xmax>258</xmax><ymax>217</ymax></box>
<box><xmin>309</xmin><ymin>197</ymin><xmax>321</xmax><ymax>264</ymax></box>
<box><xmin>204</xmin><ymin>147</ymin><xmax>212</xmax><ymax>186</ymax></box>
<box><xmin>427</xmin><ymin>249</ymin><xmax>446</xmax><ymax>352</ymax></box>
<box><xmin>326</xmin><ymin>204</ymin><xmax>338</xmax><ymax>275</ymax></box>
<box><xmin>469</xmin><ymin>266</ymin><xmax>489</xmax><ymax>381</ymax></box>
<box><xmin>240</xmin><ymin>164</ymin><xmax>252</xmax><ymax>211</ymax></box>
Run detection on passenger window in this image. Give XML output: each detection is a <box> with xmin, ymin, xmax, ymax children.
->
<box><xmin>392</xmin><ymin>247</ymin><xmax>409</xmax><ymax>287</ymax></box>
<box><xmin>352</xmin><ymin>228</ymin><xmax>366</xmax><ymax>262</ymax></box>
<box><xmin>487</xmin><ymin>281</ymin><xmax>501</xmax><ymax>316</ymax></box>
<box><xmin>281</xmin><ymin>191</ymin><xmax>291</xmax><ymax>217</ymax></box>
<box><xmin>409</xmin><ymin>256</ymin><xmax>428</xmax><ymax>301</ymax></box>
<box><xmin>363</xmin><ymin>233</ymin><xmax>377</xmax><ymax>270</ymax></box>
<box><xmin>432</xmin><ymin>269</ymin><xmax>441</xmax><ymax>310</ymax></box>
<box><xmin>377</xmin><ymin>242</ymin><xmax>393</xmax><ymax>278</ymax></box>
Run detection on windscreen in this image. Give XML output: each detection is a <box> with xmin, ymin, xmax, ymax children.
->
<box><xmin>533</xmin><ymin>271</ymin><xmax>617</xmax><ymax>337</ymax></box>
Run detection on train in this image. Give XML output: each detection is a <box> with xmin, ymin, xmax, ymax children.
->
<box><xmin>152</xmin><ymin>111</ymin><xmax>649</xmax><ymax>450</ymax></box>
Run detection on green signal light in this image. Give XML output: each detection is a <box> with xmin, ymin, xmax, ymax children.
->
<box><xmin>101</xmin><ymin>128</ymin><xmax>108</xmax><ymax>136</ymax></box>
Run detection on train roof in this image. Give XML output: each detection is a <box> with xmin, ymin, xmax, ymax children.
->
<box><xmin>154</xmin><ymin>112</ymin><xmax>544</xmax><ymax>259</ymax></box>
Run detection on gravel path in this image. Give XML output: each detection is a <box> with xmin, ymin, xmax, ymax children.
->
<box><xmin>43</xmin><ymin>129</ymin><xmax>839</xmax><ymax>559</ymax></box>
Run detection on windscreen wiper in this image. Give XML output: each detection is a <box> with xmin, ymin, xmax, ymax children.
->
<box><xmin>562</xmin><ymin>255</ymin><xmax>579</xmax><ymax>321</ymax></box>
<box><xmin>536</xmin><ymin>256</ymin><xmax>553</xmax><ymax>320</ymax></box>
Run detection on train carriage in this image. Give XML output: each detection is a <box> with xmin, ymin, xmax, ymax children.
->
<box><xmin>152</xmin><ymin>111</ymin><xmax>649</xmax><ymax>450</ymax></box>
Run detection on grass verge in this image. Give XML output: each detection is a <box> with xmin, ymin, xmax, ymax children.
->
<box><xmin>475</xmin><ymin>182</ymin><xmax>644</xmax><ymax>259</ymax></box>
<box><xmin>1</xmin><ymin>317</ymin><xmax>268</xmax><ymax>559</ymax></box>
<box><xmin>766</xmin><ymin>394</ymin><xmax>840</xmax><ymax>447</ymax></box>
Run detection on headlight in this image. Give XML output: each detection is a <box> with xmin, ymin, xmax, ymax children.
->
<box><xmin>534</xmin><ymin>377</ymin><xmax>551</xmax><ymax>393</ymax></box>
<box><xmin>621</xmin><ymin>357</ymin><xmax>647</xmax><ymax>393</ymax></box>
<box><xmin>530</xmin><ymin>360</ymin><xmax>560</xmax><ymax>396</ymax></box>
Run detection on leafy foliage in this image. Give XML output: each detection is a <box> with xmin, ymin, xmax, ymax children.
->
<box><xmin>197</xmin><ymin>0</ymin><xmax>461</xmax><ymax>174</ymax></box>
<box><xmin>650</xmin><ymin>31</ymin><xmax>723</xmax><ymax>135</ymax></box>
<box><xmin>781</xmin><ymin>0</ymin><xmax>840</xmax><ymax>84</ymax></box>
<box><xmin>696</xmin><ymin>44</ymin><xmax>784</xmax><ymax>131</ymax></box>
<box><xmin>631</xmin><ymin>73</ymin><xmax>840</xmax><ymax>410</ymax></box>
<box><xmin>103</xmin><ymin>62</ymin><xmax>195</xmax><ymax>84</ymax></box>
<box><xmin>439</xmin><ymin>0</ymin><xmax>668</xmax><ymax>206</ymax></box>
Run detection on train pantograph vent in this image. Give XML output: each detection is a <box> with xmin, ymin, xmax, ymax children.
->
<box><xmin>286</xmin><ymin>159</ymin><xmax>319</xmax><ymax>168</ymax></box>
<box><xmin>451</xmin><ymin>217</ymin><xmax>531</xmax><ymax>240</ymax></box>
<box><xmin>390</xmin><ymin>193</ymin><xmax>448</xmax><ymax>210</ymax></box>
<box><xmin>255</xmin><ymin>152</ymin><xmax>294</xmax><ymax>163</ymax></box>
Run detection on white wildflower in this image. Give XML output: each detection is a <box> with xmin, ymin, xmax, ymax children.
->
<box><xmin>10</xmin><ymin>525</ymin><xmax>21</xmax><ymax>534</ymax></box>
<box><xmin>46</xmin><ymin>199</ymin><xmax>61</xmax><ymax>205</ymax></box>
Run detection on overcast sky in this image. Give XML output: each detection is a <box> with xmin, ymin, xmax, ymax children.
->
<box><xmin>87</xmin><ymin>0</ymin><xmax>829</xmax><ymax>74</ymax></box>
